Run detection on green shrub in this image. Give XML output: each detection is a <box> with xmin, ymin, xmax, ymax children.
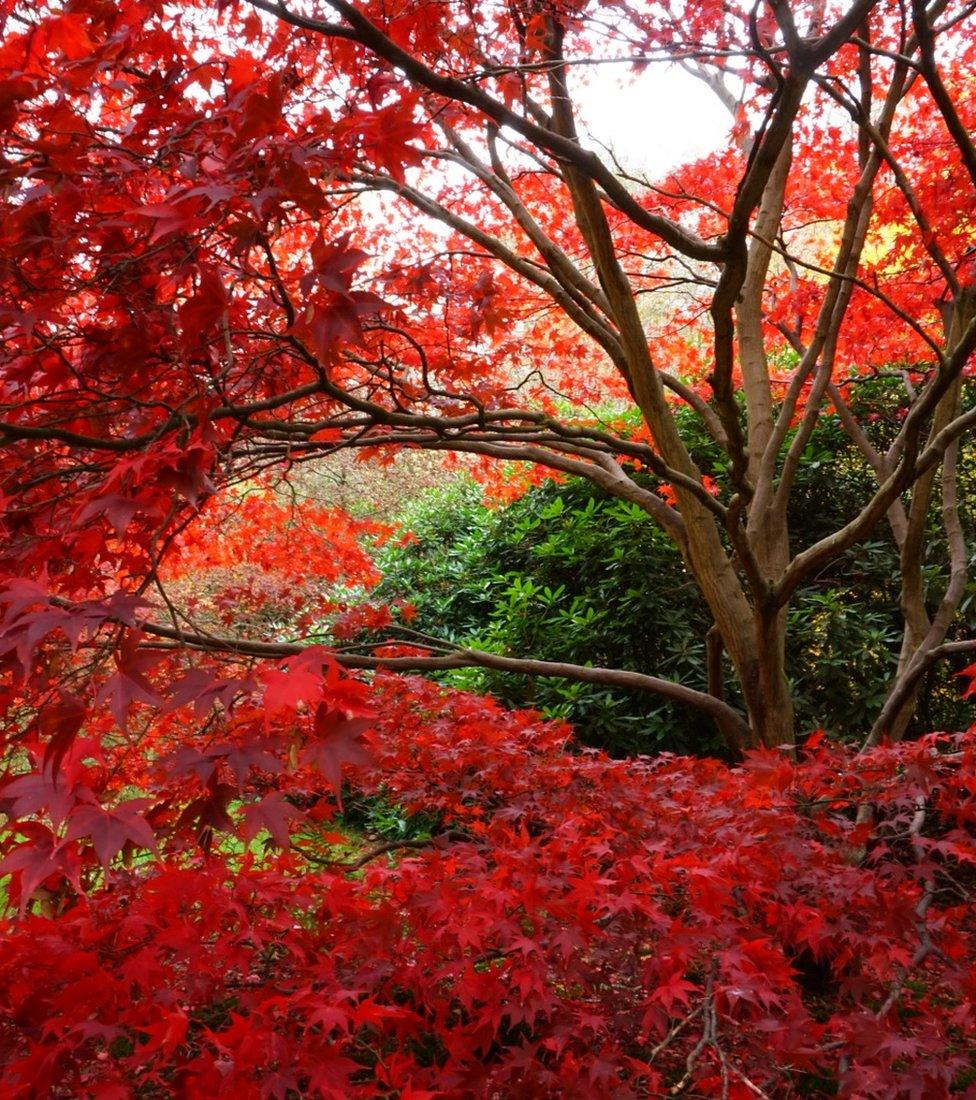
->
<box><xmin>367</xmin><ymin>399</ymin><xmax>975</xmax><ymax>755</ymax></box>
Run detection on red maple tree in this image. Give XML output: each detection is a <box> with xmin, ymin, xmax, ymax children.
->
<box><xmin>2</xmin><ymin>0</ymin><xmax>976</xmax><ymax>1094</ymax></box>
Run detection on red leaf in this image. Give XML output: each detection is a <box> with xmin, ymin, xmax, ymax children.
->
<box><xmin>0</xmin><ymin>824</ymin><xmax>83</xmax><ymax>910</ymax></box>
<box><xmin>0</xmin><ymin>769</ymin><xmax>82</xmax><ymax>828</ymax></box>
<box><xmin>302</xmin><ymin>705</ymin><xmax>373</xmax><ymax>795</ymax></box>
<box><xmin>64</xmin><ymin>801</ymin><xmax>157</xmax><ymax>868</ymax></box>
<box><xmin>94</xmin><ymin>631</ymin><xmax>167</xmax><ymax>730</ymax></box>
<box><xmin>38</xmin><ymin>691</ymin><xmax>88</xmax><ymax>774</ymax></box>
<box><xmin>261</xmin><ymin>647</ymin><xmax>336</xmax><ymax>715</ymax></box>
<box><xmin>178</xmin><ymin>266</ymin><xmax>228</xmax><ymax>349</ymax></box>
<box><xmin>242</xmin><ymin>792</ymin><xmax>304</xmax><ymax>848</ymax></box>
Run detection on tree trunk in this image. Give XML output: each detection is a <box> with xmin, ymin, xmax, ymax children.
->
<box><xmin>871</xmin><ymin>285</ymin><xmax>976</xmax><ymax>745</ymax></box>
<box><xmin>726</xmin><ymin>608</ymin><xmax>795</xmax><ymax>749</ymax></box>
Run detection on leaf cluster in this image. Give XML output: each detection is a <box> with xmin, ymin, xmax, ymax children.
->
<box><xmin>2</xmin><ymin>673</ymin><xmax>975</xmax><ymax>1097</ymax></box>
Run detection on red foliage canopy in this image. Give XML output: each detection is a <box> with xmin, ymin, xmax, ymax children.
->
<box><xmin>2</xmin><ymin>678</ymin><xmax>976</xmax><ymax>1096</ymax></box>
<box><xmin>2</xmin><ymin>0</ymin><xmax>976</xmax><ymax>1094</ymax></box>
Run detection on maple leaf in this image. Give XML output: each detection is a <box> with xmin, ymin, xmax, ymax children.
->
<box><xmin>647</xmin><ymin>973</ymin><xmax>699</xmax><ymax>1014</ymax></box>
<box><xmin>163</xmin><ymin>745</ymin><xmax>220</xmax><ymax>784</ymax></box>
<box><xmin>167</xmin><ymin>666</ymin><xmax>254</xmax><ymax>716</ymax></box>
<box><xmin>64</xmin><ymin>801</ymin><xmax>158</xmax><ymax>868</ymax></box>
<box><xmin>222</xmin><ymin>740</ymin><xmax>284</xmax><ymax>788</ymax></box>
<box><xmin>135</xmin><ymin>200</ymin><xmax>195</xmax><ymax>241</ymax></box>
<box><xmin>177</xmin><ymin>782</ymin><xmax>237</xmax><ymax>845</ymax></box>
<box><xmin>301</xmin><ymin>704</ymin><xmax>373</xmax><ymax>796</ymax></box>
<box><xmin>303</xmin><ymin>1049</ymin><xmax>363</xmax><ymax>1098</ymax></box>
<box><xmin>75</xmin><ymin>494</ymin><xmax>143</xmax><ymax>538</ymax></box>
<box><xmin>743</xmin><ymin>748</ymin><xmax>795</xmax><ymax>792</ymax></box>
<box><xmin>93</xmin><ymin>631</ymin><xmax>167</xmax><ymax>730</ymax></box>
<box><xmin>0</xmin><ymin>768</ymin><xmax>84</xmax><ymax>828</ymax></box>
<box><xmin>137</xmin><ymin>1010</ymin><xmax>189</xmax><ymax>1057</ymax></box>
<box><xmin>0</xmin><ymin>827</ymin><xmax>83</xmax><ymax>912</ymax></box>
<box><xmin>155</xmin><ymin>437</ymin><xmax>217</xmax><ymax>506</ymax></box>
<box><xmin>260</xmin><ymin>647</ymin><xmax>336</xmax><ymax>715</ymax></box>
<box><xmin>241</xmin><ymin>792</ymin><xmax>303</xmax><ymax>848</ymax></box>
<box><xmin>0</xmin><ymin>577</ymin><xmax>50</xmax><ymax>622</ymax></box>
<box><xmin>302</xmin><ymin>234</ymin><xmax>369</xmax><ymax>295</ymax></box>
<box><xmin>305</xmin><ymin>1000</ymin><xmax>352</xmax><ymax>1035</ymax></box>
<box><xmin>178</xmin><ymin>266</ymin><xmax>228</xmax><ymax>350</ymax></box>
<box><xmin>524</xmin><ymin>13</ymin><xmax>549</xmax><ymax>51</ymax></box>
<box><xmin>37</xmin><ymin>691</ymin><xmax>88</xmax><ymax>774</ymax></box>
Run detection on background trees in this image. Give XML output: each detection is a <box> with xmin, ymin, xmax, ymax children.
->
<box><xmin>368</xmin><ymin>399</ymin><xmax>975</xmax><ymax>754</ymax></box>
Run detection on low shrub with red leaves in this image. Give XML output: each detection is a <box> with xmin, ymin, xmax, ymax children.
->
<box><xmin>2</xmin><ymin>674</ymin><xmax>975</xmax><ymax>1098</ymax></box>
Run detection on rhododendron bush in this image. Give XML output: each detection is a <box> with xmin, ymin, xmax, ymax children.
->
<box><xmin>1</xmin><ymin>676</ymin><xmax>976</xmax><ymax>1096</ymax></box>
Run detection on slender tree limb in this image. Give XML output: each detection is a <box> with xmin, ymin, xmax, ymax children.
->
<box><xmin>912</xmin><ymin>0</ymin><xmax>976</xmax><ymax>187</ymax></box>
<box><xmin>132</xmin><ymin>618</ymin><xmax>753</xmax><ymax>747</ymax></box>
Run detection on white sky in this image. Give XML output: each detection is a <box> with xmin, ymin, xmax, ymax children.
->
<box><xmin>580</xmin><ymin>63</ymin><xmax>733</xmax><ymax>178</ymax></box>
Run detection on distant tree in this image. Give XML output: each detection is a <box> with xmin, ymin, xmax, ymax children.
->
<box><xmin>369</xmin><ymin>400</ymin><xmax>973</xmax><ymax>753</ymax></box>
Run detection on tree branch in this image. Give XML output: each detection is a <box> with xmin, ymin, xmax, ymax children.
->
<box><xmin>132</xmin><ymin>618</ymin><xmax>753</xmax><ymax>748</ymax></box>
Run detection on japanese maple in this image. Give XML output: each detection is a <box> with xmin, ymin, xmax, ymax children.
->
<box><xmin>4</xmin><ymin>0</ymin><xmax>975</xmax><ymax>748</ymax></box>
<box><xmin>2</xmin><ymin>0</ymin><xmax>976</xmax><ymax>1094</ymax></box>
<box><xmin>2</xmin><ymin>678</ymin><xmax>976</xmax><ymax>1095</ymax></box>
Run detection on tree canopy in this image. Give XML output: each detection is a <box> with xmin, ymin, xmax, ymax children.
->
<box><xmin>2</xmin><ymin>0</ymin><xmax>976</xmax><ymax>1094</ymax></box>
<box><xmin>4</xmin><ymin>0</ymin><xmax>976</xmax><ymax>747</ymax></box>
